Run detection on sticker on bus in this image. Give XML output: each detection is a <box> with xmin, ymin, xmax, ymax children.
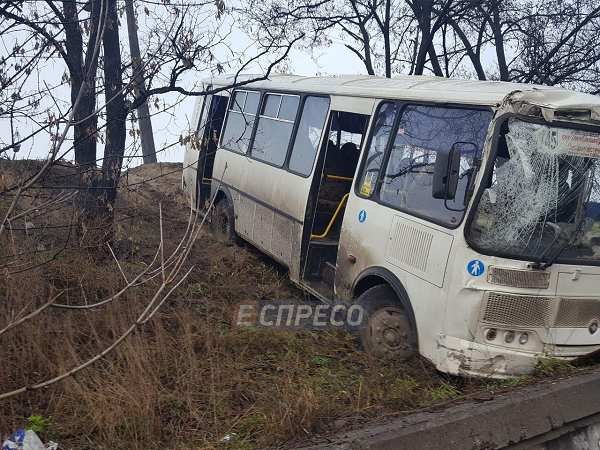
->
<box><xmin>360</xmin><ymin>172</ymin><xmax>374</xmax><ymax>195</ymax></box>
<box><xmin>467</xmin><ymin>260</ymin><xmax>485</xmax><ymax>276</ymax></box>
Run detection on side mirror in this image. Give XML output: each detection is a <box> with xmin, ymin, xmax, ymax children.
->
<box><xmin>433</xmin><ymin>145</ymin><xmax>461</xmax><ymax>200</ymax></box>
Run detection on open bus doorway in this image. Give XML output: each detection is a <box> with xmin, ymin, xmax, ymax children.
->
<box><xmin>303</xmin><ymin>111</ymin><xmax>369</xmax><ymax>299</ymax></box>
<box><xmin>196</xmin><ymin>93</ymin><xmax>228</xmax><ymax>208</ymax></box>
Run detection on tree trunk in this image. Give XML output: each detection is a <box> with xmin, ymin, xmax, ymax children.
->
<box><xmin>63</xmin><ymin>0</ymin><xmax>99</xmax><ymax>169</ymax></box>
<box><xmin>384</xmin><ymin>0</ymin><xmax>391</xmax><ymax>78</ymax></box>
<box><xmin>412</xmin><ymin>0</ymin><xmax>443</xmax><ymax>76</ymax></box>
<box><xmin>63</xmin><ymin>0</ymin><xmax>102</xmax><ymax>224</ymax></box>
<box><xmin>448</xmin><ymin>18</ymin><xmax>487</xmax><ymax>80</ymax></box>
<box><xmin>491</xmin><ymin>6</ymin><xmax>509</xmax><ymax>81</ymax></box>
<box><xmin>349</xmin><ymin>0</ymin><xmax>376</xmax><ymax>75</ymax></box>
<box><xmin>99</xmin><ymin>0</ymin><xmax>128</xmax><ymax>214</ymax></box>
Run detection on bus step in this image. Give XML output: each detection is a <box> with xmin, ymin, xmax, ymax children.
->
<box><xmin>305</xmin><ymin>242</ymin><xmax>338</xmax><ymax>280</ymax></box>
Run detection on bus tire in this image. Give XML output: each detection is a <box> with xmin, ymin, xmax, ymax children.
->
<box><xmin>212</xmin><ymin>197</ymin><xmax>241</xmax><ymax>244</ymax></box>
<box><xmin>357</xmin><ymin>284</ymin><xmax>416</xmax><ymax>360</ymax></box>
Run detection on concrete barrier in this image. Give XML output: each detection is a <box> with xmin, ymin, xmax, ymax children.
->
<box><xmin>297</xmin><ymin>370</ymin><xmax>600</xmax><ymax>449</ymax></box>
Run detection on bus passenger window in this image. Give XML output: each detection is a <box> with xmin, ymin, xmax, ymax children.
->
<box><xmin>289</xmin><ymin>96</ymin><xmax>330</xmax><ymax>176</ymax></box>
<box><xmin>358</xmin><ymin>103</ymin><xmax>397</xmax><ymax>197</ymax></box>
<box><xmin>379</xmin><ymin>105</ymin><xmax>492</xmax><ymax>225</ymax></box>
<box><xmin>221</xmin><ymin>90</ymin><xmax>260</xmax><ymax>154</ymax></box>
<box><xmin>252</xmin><ymin>94</ymin><xmax>300</xmax><ymax>166</ymax></box>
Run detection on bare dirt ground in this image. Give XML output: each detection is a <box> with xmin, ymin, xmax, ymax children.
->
<box><xmin>0</xmin><ymin>161</ymin><xmax>591</xmax><ymax>450</ymax></box>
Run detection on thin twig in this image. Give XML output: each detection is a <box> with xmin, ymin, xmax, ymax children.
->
<box><xmin>141</xmin><ymin>266</ymin><xmax>194</xmax><ymax>324</ymax></box>
<box><xmin>0</xmin><ymin>290</ymin><xmax>62</xmax><ymax>337</ymax></box>
<box><xmin>107</xmin><ymin>242</ymin><xmax>128</xmax><ymax>284</ymax></box>
<box><xmin>159</xmin><ymin>202</ymin><xmax>165</xmax><ymax>283</ymax></box>
<box><xmin>0</xmin><ymin>167</ymin><xmax>227</xmax><ymax>399</ymax></box>
<box><xmin>51</xmin><ymin>246</ymin><xmax>160</xmax><ymax>310</ymax></box>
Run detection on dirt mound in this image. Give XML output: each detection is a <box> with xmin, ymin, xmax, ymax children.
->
<box><xmin>0</xmin><ymin>159</ymin><xmax>79</xmax><ymax>191</ymax></box>
<box><xmin>117</xmin><ymin>163</ymin><xmax>188</xmax><ymax>230</ymax></box>
<box><xmin>0</xmin><ymin>159</ymin><xmax>188</xmax><ymax>240</ymax></box>
<box><xmin>120</xmin><ymin>162</ymin><xmax>184</xmax><ymax>198</ymax></box>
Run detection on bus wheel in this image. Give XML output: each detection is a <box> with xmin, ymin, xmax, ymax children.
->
<box><xmin>357</xmin><ymin>285</ymin><xmax>416</xmax><ymax>360</ymax></box>
<box><xmin>212</xmin><ymin>198</ymin><xmax>239</xmax><ymax>243</ymax></box>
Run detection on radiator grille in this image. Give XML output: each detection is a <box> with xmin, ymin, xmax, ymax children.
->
<box><xmin>555</xmin><ymin>298</ymin><xmax>600</xmax><ymax>328</ymax></box>
<box><xmin>483</xmin><ymin>292</ymin><xmax>554</xmax><ymax>327</ymax></box>
<box><xmin>487</xmin><ymin>267</ymin><xmax>550</xmax><ymax>289</ymax></box>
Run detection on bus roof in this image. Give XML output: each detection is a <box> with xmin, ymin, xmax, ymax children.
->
<box><xmin>204</xmin><ymin>73</ymin><xmax>600</xmax><ymax>116</ymax></box>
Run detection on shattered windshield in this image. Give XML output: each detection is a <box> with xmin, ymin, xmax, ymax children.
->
<box><xmin>469</xmin><ymin>118</ymin><xmax>600</xmax><ymax>264</ymax></box>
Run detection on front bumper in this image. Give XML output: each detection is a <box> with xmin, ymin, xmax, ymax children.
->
<box><xmin>435</xmin><ymin>334</ymin><xmax>591</xmax><ymax>378</ymax></box>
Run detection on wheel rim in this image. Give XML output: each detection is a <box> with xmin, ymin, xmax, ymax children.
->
<box><xmin>365</xmin><ymin>306</ymin><xmax>413</xmax><ymax>359</ymax></box>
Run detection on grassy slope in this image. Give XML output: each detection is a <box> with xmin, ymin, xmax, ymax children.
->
<box><xmin>0</xmin><ymin>161</ymin><xmax>588</xmax><ymax>450</ymax></box>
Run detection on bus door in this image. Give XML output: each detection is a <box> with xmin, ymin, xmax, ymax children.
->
<box><xmin>196</xmin><ymin>93</ymin><xmax>228</xmax><ymax>208</ymax></box>
<box><xmin>302</xmin><ymin>110</ymin><xmax>369</xmax><ymax>299</ymax></box>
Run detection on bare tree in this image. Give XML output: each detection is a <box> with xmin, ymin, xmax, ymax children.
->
<box><xmin>431</xmin><ymin>0</ymin><xmax>600</xmax><ymax>89</ymax></box>
<box><xmin>0</xmin><ymin>0</ymin><xmax>299</xmax><ymax>232</ymax></box>
<box><xmin>242</xmin><ymin>0</ymin><xmax>418</xmax><ymax>77</ymax></box>
<box><xmin>244</xmin><ymin>0</ymin><xmax>600</xmax><ymax>93</ymax></box>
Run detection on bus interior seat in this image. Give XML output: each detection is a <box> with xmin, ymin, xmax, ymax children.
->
<box><xmin>339</xmin><ymin>142</ymin><xmax>359</xmax><ymax>177</ymax></box>
<box><xmin>313</xmin><ymin>115</ymin><xmax>368</xmax><ymax>238</ymax></box>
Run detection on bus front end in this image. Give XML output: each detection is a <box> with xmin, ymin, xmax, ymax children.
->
<box><xmin>440</xmin><ymin>111</ymin><xmax>600</xmax><ymax>378</ymax></box>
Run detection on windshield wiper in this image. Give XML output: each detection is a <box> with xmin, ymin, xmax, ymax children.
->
<box><xmin>532</xmin><ymin>203</ymin><xmax>591</xmax><ymax>270</ymax></box>
<box><xmin>531</xmin><ymin>220</ymin><xmax>585</xmax><ymax>270</ymax></box>
<box><xmin>531</xmin><ymin>171</ymin><xmax>593</xmax><ymax>270</ymax></box>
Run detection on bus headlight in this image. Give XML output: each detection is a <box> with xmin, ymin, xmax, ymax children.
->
<box><xmin>519</xmin><ymin>333</ymin><xmax>529</xmax><ymax>345</ymax></box>
<box><xmin>505</xmin><ymin>331</ymin><xmax>515</xmax><ymax>343</ymax></box>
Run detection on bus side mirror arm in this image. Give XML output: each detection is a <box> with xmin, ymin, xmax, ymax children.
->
<box><xmin>465</xmin><ymin>158</ymin><xmax>482</xmax><ymax>202</ymax></box>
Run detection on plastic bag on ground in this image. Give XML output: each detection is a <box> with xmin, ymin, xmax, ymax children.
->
<box><xmin>2</xmin><ymin>429</ymin><xmax>58</xmax><ymax>450</ymax></box>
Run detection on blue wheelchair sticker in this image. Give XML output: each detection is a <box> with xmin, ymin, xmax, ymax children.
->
<box><xmin>358</xmin><ymin>210</ymin><xmax>367</xmax><ymax>223</ymax></box>
<box><xmin>467</xmin><ymin>260</ymin><xmax>485</xmax><ymax>277</ymax></box>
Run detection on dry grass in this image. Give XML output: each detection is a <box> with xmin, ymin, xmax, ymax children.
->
<box><xmin>1</xmin><ymin>161</ymin><xmax>587</xmax><ymax>449</ymax></box>
<box><xmin>0</xmin><ymin>238</ymin><xmax>443</xmax><ymax>449</ymax></box>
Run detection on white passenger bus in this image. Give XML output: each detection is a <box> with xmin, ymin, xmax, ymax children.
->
<box><xmin>182</xmin><ymin>74</ymin><xmax>600</xmax><ymax>377</ymax></box>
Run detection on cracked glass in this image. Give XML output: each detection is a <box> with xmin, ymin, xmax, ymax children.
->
<box><xmin>470</xmin><ymin>118</ymin><xmax>600</xmax><ymax>264</ymax></box>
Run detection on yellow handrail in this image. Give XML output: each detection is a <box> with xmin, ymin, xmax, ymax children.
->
<box><xmin>311</xmin><ymin>193</ymin><xmax>350</xmax><ymax>239</ymax></box>
<box><xmin>202</xmin><ymin>177</ymin><xmax>212</xmax><ymax>182</ymax></box>
<box><xmin>326</xmin><ymin>175</ymin><xmax>353</xmax><ymax>181</ymax></box>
